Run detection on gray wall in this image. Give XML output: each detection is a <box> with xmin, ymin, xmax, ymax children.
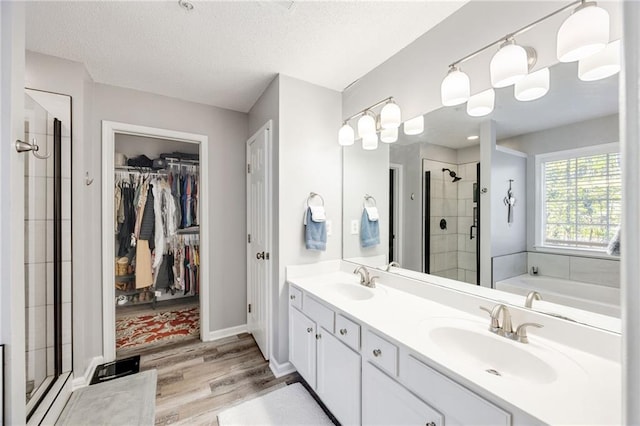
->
<box><xmin>92</xmin><ymin>83</ymin><xmax>249</xmax><ymax>335</ymax></box>
<box><xmin>114</xmin><ymin>134</ymin><xmax>199</xmax><ymax>159</ymax></box>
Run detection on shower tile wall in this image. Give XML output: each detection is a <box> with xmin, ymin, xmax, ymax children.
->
<box><xmin>424</xmin><ymin>160</ymin><xmax>458</xmax><ymax>279</ymax></box>
<box><xmin>456</xmin><ymin>162</ymin><xmax>478</xmax><ymax>284</ymax></box>
<box><xmin>24</xmin><ymin>93</ymin><xmax>72</xmax><ymax>404</ymax></box>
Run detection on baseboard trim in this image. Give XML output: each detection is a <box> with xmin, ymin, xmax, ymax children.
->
<box><xmin>269</xmin><ymin>358</ymin><xmax>296</xmax><ymax>378</ymax></box>
<box><xmin>71</xmin><ymin>355</ymin><xmax>104</xmax><ymax>390</ymax></box>
<box><xmin>206</xmin><ymin>324</ymin><xmax>247</xmax><ymax>342</ymax></box>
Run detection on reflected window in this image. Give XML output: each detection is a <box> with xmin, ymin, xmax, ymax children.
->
<box><xmin>536</xmin><ymin>143</ymin><xmax>620</xmax><ymax>251</ymax></box>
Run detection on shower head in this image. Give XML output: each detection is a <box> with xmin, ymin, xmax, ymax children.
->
<box><xmin>442</xmin><ymin>168</ymin><xmax>462</xmax><ymax>183</ymax></box>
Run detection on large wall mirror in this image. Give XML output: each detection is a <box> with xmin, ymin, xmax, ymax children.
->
<box><xmin>342</xmin><ymin>56</ymin><xmax>621</xmax><ymax>331</ymax></box>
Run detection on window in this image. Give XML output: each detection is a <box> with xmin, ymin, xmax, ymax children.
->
<box><xmin>537</xmin><ymin>144</ymin><xmax>620</xmax><ymax>251</ymax></box>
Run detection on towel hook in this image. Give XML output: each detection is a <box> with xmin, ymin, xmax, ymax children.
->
<box><xmin>307</xmin><ymin>192</ymin><xmax>324</xmax><ymax>207</ymax></box>
<box><xmin>364</xmin><ymin>194</ymin><xmax>377</xmax><ymax>207</ymax></box>
<box><xmin>15</xmin><ymin>138</ymin><xmax>51</xmax><ymax>160</ymax></box>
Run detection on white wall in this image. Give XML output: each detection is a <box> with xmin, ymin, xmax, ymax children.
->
<box><xmin>92</xmin><ymin>83</ymin><xmax>249</xmax><ymax>335</ymax></box>
<box><xmin>275</xmin><ymin>75</ymin><xmax>342</xmax><ymax>363</ymax></box>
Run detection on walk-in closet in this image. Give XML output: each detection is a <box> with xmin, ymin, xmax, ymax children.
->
<box><xmin>113</xmin><ymin>134</ymin><xmax>202</xmax><ymax>356</ymax></box>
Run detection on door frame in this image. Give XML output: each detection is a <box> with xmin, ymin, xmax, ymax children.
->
<box><xmin>389</xmin><ymin>163</ymin><xmax>403</xmax><ymax>266</ymax></box>
<box><xmin>245</xmin><ymin>120</ymin><xmax>273</xmax><ymax>361</ymax></box>
<box><xmin>101</xmin><ymin>120</ymin><xmax>210</xmax><ymax>362</ymax></box>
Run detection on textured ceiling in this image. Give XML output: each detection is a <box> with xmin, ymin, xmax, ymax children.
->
<box><xmin>25</xmin><ymin>1</ymin><xmax>467</xmax><ymax>112</ymax></box>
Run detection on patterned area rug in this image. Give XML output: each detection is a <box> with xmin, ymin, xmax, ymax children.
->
<box><xmin>116</xmin><ymin>306</ymin><xmax>199</xmax><ymax>350</ymax></box>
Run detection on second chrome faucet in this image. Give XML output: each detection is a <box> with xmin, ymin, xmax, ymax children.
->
<box><xmin>480</xmin><ymin>304</ymin><xmax>543</xmax><ymax>344</ymax></box>
<box><xmin>353</xmin><ymin>266</ymin><xmax>378</xmax><ymax>288</ymax></box>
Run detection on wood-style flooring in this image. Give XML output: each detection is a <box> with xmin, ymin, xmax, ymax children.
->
<box><xmin>137</xmin><ymin>333</ymin><xmax>335</xmax><ymax>425</ymax></box>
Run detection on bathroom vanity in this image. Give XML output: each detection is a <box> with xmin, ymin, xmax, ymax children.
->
<box><xmin>287</xmin><ymin>261</ymin><xmax>620</xmax><ymax>425</ymax></box>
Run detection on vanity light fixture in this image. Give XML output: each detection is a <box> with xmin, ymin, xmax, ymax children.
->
<box><xmin>403</xmin><ymin>115</ymin><xmax>424</xmax><ymax>136</ymax></box>
<box><xmin>557</xmin><ymin>1</ymin><xmax>610</xmax><ymax>63</ymax></box>
<box><xmin>466</xmin><ymin>88</ymin><xmax>495</xmax><ymax>117</ymax></box>
<box><xmin>337</xmin><ymin>96</ymin><xmax>402</xmax><ymax>149</ymax></box>
<box><xmin>514</xmin><ymin>67</ymin><xmax>550</xmax><ymax>101</ymax></box>
<box><xmin>441</xmin><ymin>66</ymin><xmax>470</xmax><ymax>106</ymax></box>
<box><xmin>490</xmin><ymin>39</ymin><xmax>536</xmax><ymax>88</ymax></box>
<box><xmin>380</xmin><ymin>127</ymin><xmax>398</xmax><ymax>143</ymax></box>
<box><xmin>578</xmin><ymin>39</ymin><xmax>620</xmax><ymax>81</ymax></box>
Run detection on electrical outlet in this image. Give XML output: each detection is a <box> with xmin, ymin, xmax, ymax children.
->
<box><xmin>326</xmin><ymin>220</ymin><xmax>332</xmax><ymax>236</ymax></box>
<box><xmin>351</xmin><ymin>220</ymin><xmax>359</xmax><ymax>235</ymax></box>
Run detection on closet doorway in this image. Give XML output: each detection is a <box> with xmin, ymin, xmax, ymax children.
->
<box><xmin>102</xmin><ymin>122</ymin><xmax>210</xmax><ymax>362</ymax></box>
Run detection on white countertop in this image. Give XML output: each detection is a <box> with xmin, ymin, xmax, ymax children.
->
<box><xmin>287</xmin><ymin>265</ymin><xmax>621</xmax><ymax>425</ymax></box>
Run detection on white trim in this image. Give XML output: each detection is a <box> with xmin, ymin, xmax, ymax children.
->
<box><xmin>207</xmin><ymin>324</ymin><xmax>248</xmax><ymax>342</ymax></box>
<box><xmin>269</xmin><ymin>359</ymin><xmax>296</xmax><ymax>378</ymax></box>
<box><xmin>102</xmin><ymin>121</ymin><xmax>210</xmax><ymax>361</ymax></box>
<box><xmin>70</xmin><ymin>355</ymin><xmax>104</xmax><ymax>390</ymax></box>
<box><xmin>27</xmin><ymin>373</ymin><xmax>72</xmax><ymax>426</ymax></box>
<box><xmin>496</xmin><ymin>145</ymin><xmax>527</xmax><ymax>158</ymax></box>
<box><xmin>534</xmin><ymin>142</ymin><xmax>621</xmax><ymax>250</ymax></box>
<box><xmin>389</xmin><ymin>163</ymin><xmax>404</xmax><ymax>266</ymax></box>
<box><xmin>246</xmin><ymin>121</ymin><xmax>273</xmax><ymax>361</ymax></box>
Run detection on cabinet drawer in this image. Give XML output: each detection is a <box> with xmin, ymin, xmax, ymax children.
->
<box><xmin>402</xmin><ymin>355</ymin><xmax>511</xmax><ymax>426</ymax></box>
<box><xmin>289</xmin><ymin>285</ymin><xmax>302</xmax><ymax>310</ymax></box>
<box><xmin>335</xmin><ymin>314</ymin><xmax>360</xmax><ymax>351</ymax></box>
<box><xmin>364</xmin><ymin>330</ymin><xmax>398</xmax><ymax>376</ymax></box>
<box><xmin>303</xmin><ymin>295</ymin><xmax>335</xmax><ymax>333</ymax></box>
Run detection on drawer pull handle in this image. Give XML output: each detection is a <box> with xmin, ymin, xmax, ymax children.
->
<box><xmin>290</xmin><ymin>295</ymin><xmax>296</xmax><ymax>300</ymax></box>
<box><xmin>316</xmin><ymin>334</ymin><xmax>322</xmax><ymax>340</ymax></box>
<box><xmin>373</xmin><ymin>349</ymin><xmax>382</xmax><ymax>357</ymax></box>
<box><xmin>426</xmin><ymin>423</ymin><xmax>436</xmax><ymax>426</ymax></box>
<box><xmin>306</xmin><ymin>327</ymin><xmax>313</xmax><ymax>333</ymax></box>
<box><xmin>339</xmin><ymin>328</ymin><xmax>348</xmax><ymax>335</ymax></box>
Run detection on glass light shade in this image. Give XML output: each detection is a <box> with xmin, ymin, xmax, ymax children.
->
<box><xmin>466</xmin><ymin>89</ymin><xmax>495</xmax><ymax>117</ymax></box>
<box><xmin>338</xmin><ymin>123</ymin><xmax>355</xmax><ymax>146</ymax></box>
<box><xmin>557</xmin><ymin>3</ymin><xmax>609</xmax><ymax>62</ymax></box>
<box><xmin>404</xmin><ymin>116</ymin><xmax>424</xmax><ymax>135</ymax></box>
<box><xmin>357</xmin><ymin>113</ymin><xmax>376</xmax><ymax>138</ymax></box>
<box><xmin>490</xmin><ymin>42</ymin><xmax>528</xmax><ymax>88</ymax></box>
<box><xmin>380</xmin><ymin>102</ymin><xmax>401</xmax><ymax>129</ymax></box>
<box><xmin>440</xmin><ymin>68</ymin><xmax>470</xmax><ymax>106</ymax></box>
<box><xmin>578</xmin><ymin>39</ymin><xmax>621</xmax><ymax>81</ymax></box>
<box><xmin>380</xmin><ymin>127</ymin><xmax>398</xmax><ymax>143</ymax></box>
<box><xmin>362</xmin><ymin>133</ymin><xmax>378</xmax><ymax>150</ymax></box>
<box><xmin>515</xmin><ymin>67</ymin><xmax>550</xmax><ymax>101</ymax></box>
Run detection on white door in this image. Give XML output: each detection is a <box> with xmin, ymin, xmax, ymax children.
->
<box><xmin>246</xmin><ymin>122</ymin><xmax>271</xmax><ymax>360</ymax></box>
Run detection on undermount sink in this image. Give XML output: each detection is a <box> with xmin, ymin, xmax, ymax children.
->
<box><xmin>322</xmin><ymin>282</ymin><xmax>375</xmax><ymax>301</ymax></box>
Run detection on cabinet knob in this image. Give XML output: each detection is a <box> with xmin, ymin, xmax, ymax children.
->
<box><xmin>306</xmin><ymin>327</ymin><xmax>313</xmax><ymax>333</ymax></box>
<box><xmin>426</xmin><ymin>423</ymin><xmax>436</xmax><ymax>426</ymax></box>
<box><xmin>290</xmin><ymin>295</ymin><xmax>296</xmax><ymax>300</ymax></box>
<box><xmin>316</xmin><ymin>334</ymin><xmax>322</xmax><ymax>340</ymax></box>
<box><xmin>373</xmin><ymin>349</ymin><xmax>382</xmax><ymax>357</ymax></box>
<box><xmin>339</xmin><ymin>328</ymin><xmax>347</xmax><ymax>336</ymax></box>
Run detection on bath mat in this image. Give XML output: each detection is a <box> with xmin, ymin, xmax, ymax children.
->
<box><xmin>217</xmin><ymin>382</ymin><xmax>333</xmax><ymax>426</ymax></box>
<box><xmin>116</xmin><ymin>306</ymin><xmax>199</xmax><ymax>350</ymax></box>
<box><xmin>56</xmin><ymin>370</ymin><xmax>157</xmax><ymax>425</ymax></box>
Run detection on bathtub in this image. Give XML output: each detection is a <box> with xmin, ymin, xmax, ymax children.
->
<box><xmin>495</xmin><ymin>274</ymin><xmax>620</xmax><ymax>317</ymax></box>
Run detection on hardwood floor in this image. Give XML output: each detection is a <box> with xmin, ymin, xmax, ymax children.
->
<box><xmin>138</xmin><ymin>333</ymin><xmax>334</xmax><ymax>425</ymax></box>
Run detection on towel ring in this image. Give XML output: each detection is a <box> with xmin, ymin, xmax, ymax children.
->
<box><xmin>307</xmin><ymin>192</ymin><xmax>325</xmax><ymax>207</ymax></box>
<box><xmin>364</xmin><ymin>194</ymin><xmax>377</xmax><ymax>208</ymax></box>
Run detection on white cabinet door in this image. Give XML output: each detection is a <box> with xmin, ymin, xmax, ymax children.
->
<box><xmin>363</xmin><ymin>362</ymin><xmax>443</xmax><ymax>426</ymax></box>
<box><xmin>317</xmin><ymin>327</ymin><xmax>361</xmax><ymax>426</ymax></box>
<box><xmin>290</xmin><ymin>307</ymin><xmax>317</xmax><ymax>388</ymax></box>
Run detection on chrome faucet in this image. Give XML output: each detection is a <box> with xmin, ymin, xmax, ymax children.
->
<box><xmin>385</xmin><ymin>261</ymin><xmax>401</xmax><ymax>272</ymax></box>
<box><xmin>354</xmin><ymin>266</ymin><xmax>371</xmax><ymax>286</ymax></box>
<box><xmin>525</xmin><ymin>291</ymin><xmax>542</xmax><ymax>308</ymax></box>
<box><xmin>480</xmin><ymin>304</ymin><xmax>513</xmax><ymax>337</ymax></box>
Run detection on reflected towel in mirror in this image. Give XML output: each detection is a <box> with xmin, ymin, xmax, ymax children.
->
<box><xmin>360</xmin><ymin>208</ymin><xmax>380</xmax><ymax>248</ymax></box>
<box><xmin>305</xmin><ymin>208</ymin><xmax>326</xmax><ymax>251</ymax></box>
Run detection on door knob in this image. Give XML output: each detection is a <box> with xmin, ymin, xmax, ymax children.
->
<box><xmin>256</xmin><ymin>252</ymin><xmax>265</xmax><ymax>260</ymax></box>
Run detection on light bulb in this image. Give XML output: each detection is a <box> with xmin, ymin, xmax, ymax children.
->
<box><xmin>490</xmin><ymin>40</ymin><xmax>529</xmax><ymax>88</ymax></box>
<box><xmin>515</xmin><ymin>67</ymin><xmax>550</xmax><ymax>101</ymax></box>
<box><xmin>578</xmin><ymin>39</ymin><xmax>620</xmax><ymax>81</ymax></box>
<box><xmin>380</xmin><ymin>101</ymin><xmax>401</xmax><ymax>129</ymax></box>
<box><xmin>357</xmin><ymin>112</ymin><xmax>376</xmax><ymax>138</ymax></box>
<box><xmin>362</xmin><ymin>133</ymin><xmax>378</xmax><ymax>150</ymax></box>
<box><xmin>441</xmin><ymin>67</ymin><xmax>470</xmax><ymax>106</ymax></box>
<box><xmin>380</xmin><ymin>127</ymin><xmax>398</xmax><ymax>143</ymax></box>
<box><xmin>557</xmin><ymin>2</ymin><xmax>609</xmax><ymax>62</ymax></box>
<box><xmin>466</xmin><ymin>89</ymin><xmax>495</xmax><ymax>117</ymax></box>
<box><xmin>338</xmin><ymin>123</ymin><xmax>355</xmax><ymax>146</ymax></box>
<box><xmin>404</xmin><ymin>116</ymin><xmax>424</xmax><ymax>136</ymax></box>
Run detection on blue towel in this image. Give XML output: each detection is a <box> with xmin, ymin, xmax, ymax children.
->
<box><xmin>360</xmin><ymin>208</ymin><xmax>379</xmax><ymax>248</ymax></box>
<box><xmin>305</xmin><ymin>207</ymin><xmax>326</xmax><ymax>251</ymax></box>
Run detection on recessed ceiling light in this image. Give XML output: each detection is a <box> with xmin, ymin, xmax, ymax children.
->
<box><xmin>467</xmin><ymin>135</ymin><xmax>479</xmax><ymax>141</ymax></box>
<box><xmin>178</xmin><ymin>0</ymin><xmax>194</xmax><ymax>11</ymax></box>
